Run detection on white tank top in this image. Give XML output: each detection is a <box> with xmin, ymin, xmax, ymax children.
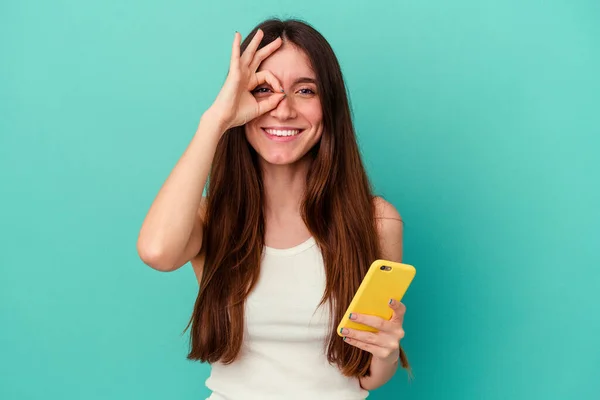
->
<box><xmin>205</xmin><ymin>237</ymin><xmax>369</xmax><ymax>400</ymax></box>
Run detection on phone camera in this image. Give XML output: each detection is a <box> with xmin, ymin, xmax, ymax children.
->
<box><xmin>380</xmin><ymin>266</ymin><xmax>386</xmax><ymax>270</ymax></box>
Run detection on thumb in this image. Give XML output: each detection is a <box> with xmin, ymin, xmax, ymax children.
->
<box><xmin>389</xmin><ymin>299</ymin><xmax>406</xmax><ymax>324</ymax></box>
<box><xmin>256</xmin><ymin>92</ymin><xmax>286</xmax><ymax>116</ymax></box>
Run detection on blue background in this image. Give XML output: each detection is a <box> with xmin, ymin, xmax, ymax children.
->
<box><xmin>1</xmin><ymin>0</ymin><xmax>599</xmax><ymax>399</ymax></box>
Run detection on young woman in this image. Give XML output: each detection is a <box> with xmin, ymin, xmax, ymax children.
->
<box><xmin>137</xmin><ymin>18</ymin><xmax>410</xmax><ymax>399</ymax></box>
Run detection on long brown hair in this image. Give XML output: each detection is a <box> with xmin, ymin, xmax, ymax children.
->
<box><xmin>185</xmin><ymin>18</ymin><xmax>409</xmax><ymax>377</ymax></box>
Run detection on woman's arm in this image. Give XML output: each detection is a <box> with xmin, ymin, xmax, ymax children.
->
<box><xmin>356</xmin><ymin>197</ymin><xmax>405</xmax><ymax>390</ymax></box>
<box><xmin>136</xmin><ymin>114</ymin><xmax>224</xmax><ymax>272</ymax></box>
<box><xmin>137</xmin><ymin>30</ymin><xmax>286</xmax><ymax>272</ymax></box>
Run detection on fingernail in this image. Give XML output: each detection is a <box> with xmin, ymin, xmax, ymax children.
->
<box><xmin>343</xmin><ymin>337</ymin><xmax>347</xmax><ymax>341</ymax></box>
<box><xmin>389</xmin><ymin>299</ymin><xmax>394</xmax><ymax>305</ymax></box>
<box><xmin>340</xmin><ymin>328</ymin><xmax>348</xmax><ymax>335</ymax></box>
<box><xmin>349</xmin><ymin>313</ymin><xmax>356</xmax><ymax>320</ymax></box>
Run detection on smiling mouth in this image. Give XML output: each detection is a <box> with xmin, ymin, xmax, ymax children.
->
<box><xmin>263</xmin><ymin>128</ymin><xmax>303</xmax><ymax>137</ymax></box>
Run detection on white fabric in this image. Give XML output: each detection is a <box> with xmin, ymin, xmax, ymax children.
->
<box><xmin>205</xmin><ymin>237</ymin><xmax>369</xmax><ymax>400</ymax></box>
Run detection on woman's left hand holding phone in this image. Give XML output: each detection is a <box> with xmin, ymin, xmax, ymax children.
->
<box><xmin>340</xmin><ymin>299</ymin><xmax>407</xmax><ymax>365</ymax></box>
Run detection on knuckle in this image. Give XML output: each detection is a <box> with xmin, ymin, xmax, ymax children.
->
<box><xmin>380</xmin><ymin>348</ymin><xmax>393</xmax><ymax>359</ymax></box>
<box><xmin>255</xmin><ymin>50</ymin><xmax>267</xmax><ymax>62</ymax></box>
<box><xmin>366</xmin><ymin>332</ymin><xmax>378</xmax><ymax>343</ymax></box>
<box><xmin>397</xmin><ymin>328</ymin><xmax>405</xmax><ymax>339</ymax></box>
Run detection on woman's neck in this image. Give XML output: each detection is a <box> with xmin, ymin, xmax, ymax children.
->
<box><xmin>261</xmin><ymin>157</ymin><xmax>310</xmax><ymax>222</ymax></box>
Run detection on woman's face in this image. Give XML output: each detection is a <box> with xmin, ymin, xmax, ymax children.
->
<box><xmin>245</xmin><ymin>42</ymin><xmax>323</xmax><ymax>166</ymax></box>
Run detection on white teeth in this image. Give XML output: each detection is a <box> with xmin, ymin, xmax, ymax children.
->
<box><xmin>265</xmin><ymin>128</ymin><xmax>301</xmax><ymax>137</ymax></box>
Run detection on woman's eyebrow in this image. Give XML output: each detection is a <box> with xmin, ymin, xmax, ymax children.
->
<box><xmin>293</xmin><ymin>77</ymin><xmax>317</xmax><ymax>85</ymax></box>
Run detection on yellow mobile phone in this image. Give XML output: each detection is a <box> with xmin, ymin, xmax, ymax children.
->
<box><xmin>337</xmin><ymin>259</ymin><xmax>416</xmax><ymax>335</ymax></box>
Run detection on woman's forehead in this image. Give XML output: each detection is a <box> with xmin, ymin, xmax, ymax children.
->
<box><xmin>257</xmin><ymin>44</ymin><xmax>316</xmax><ymax>80</ymax></box>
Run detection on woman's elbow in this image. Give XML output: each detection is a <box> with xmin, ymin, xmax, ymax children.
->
<box><xmin>136</xmin><ymin>240</ymin><xmax>178</xmax><ymax>272</ymax></box>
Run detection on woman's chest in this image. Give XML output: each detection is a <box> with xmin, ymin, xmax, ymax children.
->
<box><xmin>244</xmin><ymin>247</ymin><xmax>331</xmax><ymax>343</ymax></box>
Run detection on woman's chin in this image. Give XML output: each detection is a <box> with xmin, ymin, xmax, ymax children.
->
<box><xmin>259</xmin><ymin>153</ymin><xmax>298</xmax><ymax>166</ymax></box>
<box><xmin>256</xmin><ymin>148</ymin><xmax>311</xmax><ymax>167</ymax></box>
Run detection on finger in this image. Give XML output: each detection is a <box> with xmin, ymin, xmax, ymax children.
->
<box><xmin>348</xmin><ymin>312</ymin><xmax>393</xmax><ymax>333</ymax></box>
<box><xmin>389</xmin><ymin>299</ymin><xmax>407</xmax><ymax>324</ymax></box>
<box><xmin>249</xmin><ymin>36</ymin><xmax>283</xmax><ymax>72</ymax></box>
<box><xmin>240</xmin><ymin>29</ymin><xmax>264</xmax><ymax>66</ymax></box>
<box><xmin>256</xmin><ymin>92</ymin><xmax>286</xmax><ymax>116</ymax></box>
<box><xmin>343</xmin><ymin>337</ymin><xmax>392</xmax><ymax>360</ymax></box>
<box><xmin>339</xmin><ymin>327</ymin><xmax>379</xmax><ymax>346</ymax></box>
<box><xmin>341</xmin><ymin>327</ymin><xmax>401</xmax><ymax>348</ymax></box>
<box><xmin>230</xmin><ymin>31</ymin><xmax>241</xmax><ymax>70</ymax></box>
<box><xmin>251</xmin><ymin>70</ymin><xmax>284</xmax><ymax>92</ymax></box>
<box><xmin>250</xmin><ymin>70</ymin><xmax>285</xmax><ymax>117</ymax></box>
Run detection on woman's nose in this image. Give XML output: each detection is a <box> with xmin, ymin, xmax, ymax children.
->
<box><xmin>270</xmin><ymin>94</ymin><xmax>296</xmax><ymax>120</ymax></box>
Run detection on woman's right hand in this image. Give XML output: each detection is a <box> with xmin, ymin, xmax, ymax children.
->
<box><xmin>206</xmin><ymin>29</ymin><xmax>286</xmax><ymax>132</ymax></box>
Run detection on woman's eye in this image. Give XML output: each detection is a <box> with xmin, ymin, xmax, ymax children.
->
<box><xmin>252</xmin><ymin>87</ymin><xmax>272</xmax><ymax>94</ymax></box>
<box><xmin>298</xmin><ymin>88</ymin><xmax>315</xmax><ymax>95</ymax></box>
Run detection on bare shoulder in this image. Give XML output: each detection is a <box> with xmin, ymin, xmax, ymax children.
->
<box><xmin>372</xmin><ymin>196</ymin><xmax>403</xmax><ymax>262</ymax></box>
<box><xmin>190</xmin><ymin>196</ymin><xmax>208</xmax><ymax>285</ymax></box>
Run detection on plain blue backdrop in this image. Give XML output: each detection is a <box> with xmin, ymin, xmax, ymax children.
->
<box><xmin>1</xmin><ymin>0</ymin><xmax>599</xmax><ymax>399</ymax></box>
